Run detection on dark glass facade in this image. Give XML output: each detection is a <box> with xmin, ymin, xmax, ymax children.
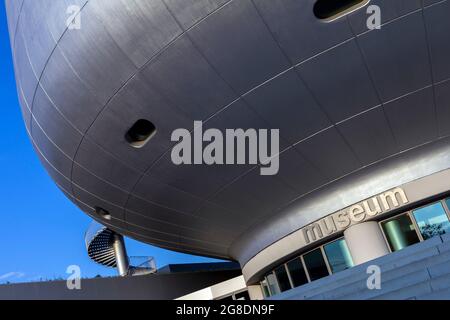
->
<box><xmin>381</xmin><ymin>214</ymin><xmax>420</xmax><ymax>251</ymax></box>
<box><xmin>274</xmin><ymin>265</ymin><xmax>291</xmax><ymax>292</ymax></box>
<box><xmin>323</xmin><ymin>239</ymin><xmax>354</xmax><ymax>273</ymax></box>
<box><xmin>286</xmin><ymin>258</ymin><xmax>308</xmax><ymax>287</ymax></box>
<box><xmin>303</xmin><ymin>248</ymin><xmax>329</xmax><ymax>281</ymax></box>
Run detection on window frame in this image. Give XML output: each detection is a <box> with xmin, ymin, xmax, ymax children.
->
<box><xmin>411</xmin><ymin>200</ymin><xmax>450</xmax><ymax>240</ymax></box>
<box><xmin>285</xmin><ymin>256</ymin><xmax>310</xmax><ymax>288</ymax></box>
<box><xmin>284</xmin><ymin>263</ymin><xmax>294</xmax><ymax>290</ymax></box>
<box><xmin>442</xmin><ymin>198</ymin><xmax>450</xmax><ymax>219</ymax></box>
<box><xmin>379</xmin><ymin>199</ymin><xmax>450</xmax><ymax>250</ymax></box>
<box><xmin>322</xmin><ymin>237</ymin><xmax>354</xmax><ymax>273</ymax></box>
<box><xmin>273</xmin><ymin>263</ymin><xmax>293</xmax><ymax>293</ymax></box>
<box><xmin>262</xmin><ymin>236</ymin><xmax>352</xmax><ymax>296</ymax></box>
<box><xmin>301</xmin><ymin>246</ymin><xmax>331</xmax><ymax>282</ymax></box>
<box><xmin>378</xmin><ymin>210</ymin><xmax>423</xmax><ymax>252</ymax></box>
<box><xmin>265</xmin><ymin>272</ymin><xmax>280</xmax><ymax>297</ymax></box>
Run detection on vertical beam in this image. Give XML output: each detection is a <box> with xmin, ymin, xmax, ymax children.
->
<box><xmin>112</xmin><ymin>233</ymin><xmax>129</xmax><ymax>276</ymax></box>
<box><xmin>248</xmin><ymin>285</ymin><xmax>265</xmax><ymax>300</ymax></box>
<box><xmin>344</xmin><ymin>221</ymin><xmax>390</xmax><ymax>265</ymax></box>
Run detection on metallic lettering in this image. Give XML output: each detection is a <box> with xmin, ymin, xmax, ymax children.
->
<box><xmin>301</xmin><ymin>187</ymin><xmax>409</xmax><ymax>245</ymax></box>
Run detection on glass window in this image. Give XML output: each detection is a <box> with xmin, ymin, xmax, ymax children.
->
<box><xmin>323</xmin><ymin>239</ymin><xmax>354</xmax><ymax>273</ymax></box>
<box><xmin>446</xmin><ymin>198</ymin><xmax>450</xmax><ymax>213</ymax></box>
<box><xmin>266</xmin><ymin>273</ymin><xmax>280</xmax><ymax>296</ymax></box>
<box><xmin>413</xmin><ymin>202</ymin><xmax>450</xmax><ymax>240</ymax></box>
<box><xmin>274</xmin><ymin>265</ymin><xmax>291</xmax><ymax>292</ymax></box>
<box><xmin>303</xmin><ymin>248</ymin><xmax>329</xmax><ymax>281</ymax></box>
<box><xmin>286</xmin><ymin>258</ymin><xmax>308</xmax><ymax>287</ymax></box>
<box><xmin>381</xmin><ymin>214</ymin><xmax>420</xmax><ymax>251</ymax></box>
<box><xmin>260</xmin><ymin>279</ymin><xmax>271</xmax><ymax>298</ymax></box>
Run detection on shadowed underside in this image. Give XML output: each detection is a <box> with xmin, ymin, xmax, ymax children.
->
<box><xmin>6</xmin><ymin>0</ymin><xmax>450</xmax><ymax>269</ymax></box>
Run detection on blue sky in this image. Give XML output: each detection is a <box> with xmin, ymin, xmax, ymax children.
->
<box><xmin>0</xmin><ymin>2</ymin><xmax>221</xmax><ymax>284</ymax></box>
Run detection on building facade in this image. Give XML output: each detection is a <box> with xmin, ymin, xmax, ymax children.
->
<box><xmin>6</xmin><ymin>0</ymin><xmax>450</xmax><ymax>299</ymax></box>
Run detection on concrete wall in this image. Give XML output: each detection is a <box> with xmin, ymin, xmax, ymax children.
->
<box><xmin>0</xmin><ymin>270</ymin><xmax>241</xmax><ymax>300</ymax></box>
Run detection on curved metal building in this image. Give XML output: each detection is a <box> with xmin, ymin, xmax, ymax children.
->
<box><xmin>6</xmin><ymin>0</ymin><xmax>450</xmax><ymax>289</ymax></box>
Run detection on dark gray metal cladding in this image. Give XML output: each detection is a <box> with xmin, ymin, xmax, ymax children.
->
<box><xmin>6</xmin><ymin>0</ymin><xmax>450</xmax><ymax>266</ymax></box>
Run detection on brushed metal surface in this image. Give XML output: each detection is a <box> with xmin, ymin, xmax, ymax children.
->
<box><xmin>6</xmin><ymin>0</ymin><xmax>450</xmax><ymax>267</ymax></box>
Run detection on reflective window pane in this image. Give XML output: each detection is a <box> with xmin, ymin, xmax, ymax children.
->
<box><xmin>323</xmin><ymin>239</ymin><xmax>354</xmax><ymax>273</ymax></box>
<box><xmin>413</xmin><ymin>202</ymin><xmax>450</xmax><ymax>240</ymax></box>
<box><xmin>381</xmin><ymin>214</ymin><xmax>420</xmax><ymax>251</ymax></box>
<box><xmin>274</xmin><ymin>265</ymin><xmax>291</xmax><ymax>292</ymax></box>
<box><xmin>260</xmin><ymin>279</ymin><xmax>271</xmax><ymax>298</ymax></box>
<box><xmin>303</xmin><ymin>248</ymin><xmax>329</xmax><ymax>281</ymax></box>
<box><xmin>286</xmin><ymin>258</ymin><xmax>308</xmax><ymax>287</ymax></box>
<box><xmin>266</xmin><ymin>273</ymin><xmax>280</xmax><ymax>296</ymax></box>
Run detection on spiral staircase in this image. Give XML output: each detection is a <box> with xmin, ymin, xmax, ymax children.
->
<box><xmin>85</xmin><ymin>221</ymin><xmax>156</xmax><ymax>276</ymax></box>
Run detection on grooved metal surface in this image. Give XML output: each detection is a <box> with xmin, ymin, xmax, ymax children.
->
<box><xmin>6</xmin><ymin>0</ymin><xmax>450</xmax><ymax>266</ymax></box>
